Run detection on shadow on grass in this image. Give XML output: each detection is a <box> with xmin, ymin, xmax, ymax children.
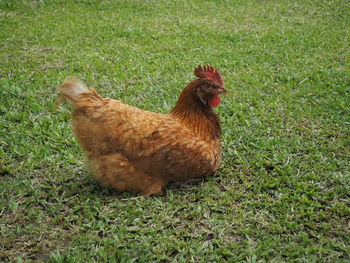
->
<box><xmin>65</xmin><ymin>170</ymin><xmax>210</xmax><ymax>200</ymax></box>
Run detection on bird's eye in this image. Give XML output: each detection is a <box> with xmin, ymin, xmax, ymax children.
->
<box><xmin>204</xmin><ymin>86</ymin><xmax>212</xmax><ymax>91</ymax></box>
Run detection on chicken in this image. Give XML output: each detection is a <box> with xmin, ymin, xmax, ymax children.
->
<box><xmin>56</xmin><ymin>65</ymin><xmax>226</xmax><ymax>196</ymax></box>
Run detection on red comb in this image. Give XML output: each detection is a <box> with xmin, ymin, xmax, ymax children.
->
<box><xmin>194</xmin><ymin>65</ymin><xmax>223</xmax><ymax>87</ymax></box>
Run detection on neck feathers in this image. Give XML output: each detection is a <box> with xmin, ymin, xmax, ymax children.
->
<box><xmin>170</xmin><ymin>80</ymin><xmax>221</xmax><ymax>140</ymax></box>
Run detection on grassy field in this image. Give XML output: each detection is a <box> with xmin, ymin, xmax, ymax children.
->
<box><xmin>0</xmin><ymin>0</ymin><xmax>349</xmax><ymax>262</ymax></box>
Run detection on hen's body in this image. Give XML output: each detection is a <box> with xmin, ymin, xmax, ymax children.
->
<box><xmin>58</xmin><ymin>65</ymin><xmax>225</xmax><ymax>196</ymax></box>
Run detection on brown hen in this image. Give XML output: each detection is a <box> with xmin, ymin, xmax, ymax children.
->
<box><xmin>56</xmin><ymin>65</ymin><xmax>226</xmax><ymax>196</ymax></box>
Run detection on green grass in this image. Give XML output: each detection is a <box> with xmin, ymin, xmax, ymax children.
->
<box><xmin>0</xmin><ymin>0</ymin><xmax>349</xmax><ymax>262</ymax></box>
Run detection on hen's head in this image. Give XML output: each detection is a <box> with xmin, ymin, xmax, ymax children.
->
<box><xmin>194</xmin><ymin>65</ymin><xmax>226</xmax><ymax>108</ymax></box>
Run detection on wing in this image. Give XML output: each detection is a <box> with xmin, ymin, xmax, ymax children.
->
<box><xmin>131</xmin><ymin>125</ymin><xmax>222</xmax><ymax>181</ymax></box>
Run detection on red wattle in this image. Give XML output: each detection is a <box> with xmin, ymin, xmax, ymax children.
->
<box><xmin>208</xmin><ymin>94</ymin><xmax>220</xmax><ymax>107</ymax></box>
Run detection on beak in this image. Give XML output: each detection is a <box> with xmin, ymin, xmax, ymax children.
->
<box><xmin>218</xmin><ymin>87</ymin><xmax>227</xmax><ymax>94</ymax></box>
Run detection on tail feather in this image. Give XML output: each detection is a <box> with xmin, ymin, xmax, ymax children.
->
<box><xmin>55</xmin><ymin>77</ymin><xmax>90</xmax><ymax>110</ymax></box>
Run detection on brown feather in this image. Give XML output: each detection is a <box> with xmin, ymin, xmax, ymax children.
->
<box><xmin>56</xmin><ymin>66</ymin><xmax>224</xmax><ymax>196</ymax></box>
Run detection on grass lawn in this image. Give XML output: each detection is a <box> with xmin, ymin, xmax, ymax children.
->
<box><xmin>0</xmin><ymin>0</ymin><xmax>349</xmax><ymax>262</ymax></box>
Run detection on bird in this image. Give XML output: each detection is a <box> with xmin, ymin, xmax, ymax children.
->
<box><xmin>56</xmin><ymin>65</ymin><xmax>226</xmax><ymax>196</ymax></box>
